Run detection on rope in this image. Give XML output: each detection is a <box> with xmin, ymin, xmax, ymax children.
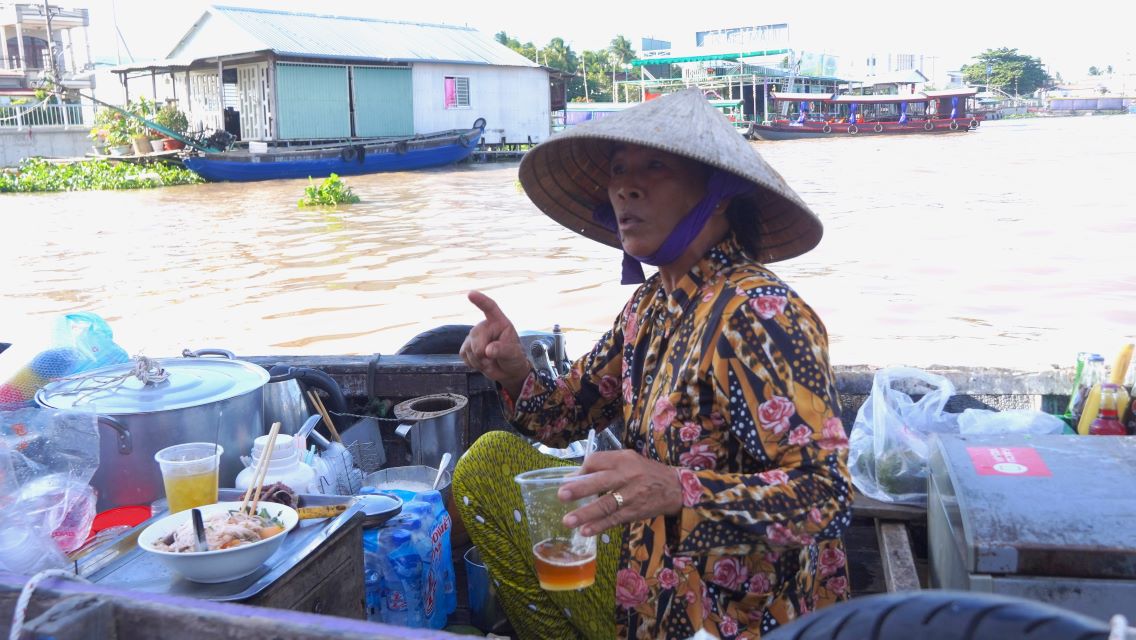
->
<box><xmin>0</xmin><ymin>95</ymin><xmax>54</xmax><ymax>124</ymax></box>
<box><xmin>51</xmin><ymin>355</ymin><xmax>170</xmax><ymax>404</ymax></box>
<box><xmin>8</xmin><ymin>569</ymin><xmax>89</xmax><ymax>640</ymax></box>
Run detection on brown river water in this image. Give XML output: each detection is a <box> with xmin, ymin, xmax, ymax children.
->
<box><xmin>3</xmin><ymin>115</ymin><xmax>1135</xmax><ymax>370</ymax></box>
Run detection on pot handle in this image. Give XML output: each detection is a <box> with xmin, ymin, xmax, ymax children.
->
<box><xmin>181</xmin><ymin>348</ymin><xmax>236</xmax><ymax>359</ymax></box>
<box><xmin>97</xmin><ymin>415</ymin><xmax>133</xmax><ymax>455</ymax></box>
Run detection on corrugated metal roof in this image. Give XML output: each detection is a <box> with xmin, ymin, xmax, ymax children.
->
<box><xmin>209</xmin><ymin>5</ymin><xmax>538</xmax><ymax>67</ymax></box>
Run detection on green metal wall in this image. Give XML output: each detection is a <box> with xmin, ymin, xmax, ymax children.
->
<box><xmin>276</xmin><ymin>63</ymin><xmax>350</xmax><ymax>139</ymax></box>
<box><xmin>352</xmin><ymin>67</ymin><xmax>413</xmax><ymax>137</ymax></box>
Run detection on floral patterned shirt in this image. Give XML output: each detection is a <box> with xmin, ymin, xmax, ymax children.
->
<box><xmin>508</xmin><ymin>234</ymin><xmax>852</xmax><ymax>639</ymax></box>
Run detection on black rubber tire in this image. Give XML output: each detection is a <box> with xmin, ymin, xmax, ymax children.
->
<box><xmin>970</xmin><ymin>118</ymin><xmax>980</xmax><ymax>129</ymax></box>
<box><xmin>394</xmin><ymin>141</ymin><xmax>409</xmax><ymax>154</ymax></box>
<box><xmin>472</xmin><ymin>117</ymin><xmax>487</xmax><ymax>130</ymax></box>
<box><xmin>873</xmin><ymin>123</ymin><xmax>884</xmax><ymax>133</ymax></box>
<box><xmin>339</xmin><ymin>146</ymin><xmax>357</xmax><ymax>162</ymax></box>
<box><xmin>763</xmin><ymin>590</ymin><xmax>1109</xmax><ymax>640</ymax></box>
<box><xmin>847</xmin><ymin>124</ymin><xmax>859</xmax><ymax>135</ymax></box>
<box><xmin>950</xmin><ymin>120</ymin><xmax>960</xmax><ymax>130</ymax></box>
<box><xmin>822</xmin><ymin>124</ymin><xmax>832</xmax><ymax>134</ymax></box>
<box><xmin>395</xmin><ymin>324</ymin><xmax>473</xmax><ymax>355</ymax></box>
<box><xmin>924</xmin><ymin>121</ymin><xmax>934</xmax><ymax>131</ymax></box>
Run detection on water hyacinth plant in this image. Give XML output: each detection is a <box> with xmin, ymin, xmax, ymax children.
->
<box><xmin>0</xmin><ymin>158</ymin><xmax>203</xmax><ymax>192</ymax></box>
<box><xmin>298</xmin><ymin>173</ymin><xmax>361</xmax><ymax>207</ymax></box>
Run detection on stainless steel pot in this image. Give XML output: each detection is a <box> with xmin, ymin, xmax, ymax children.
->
<box><xmin>393</xmin><ymin>393</ymin><xmax>467</xmax><ymax>470</ymax></box>
<box><xmin>35</xmin><ymin>353</ymin><xmax>269</xmax><ymax>512</ymax></box>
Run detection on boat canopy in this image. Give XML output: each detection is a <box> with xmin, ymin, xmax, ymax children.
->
<box><xmin>769</xmin><ymin>92</ymin><xmax>835</xmax><ymax>102</ymax></box>
<box><xmin>832</xmin><ymin>94</ymin><xmax>921</xmax><ymax>104</ymax></box>
<box><xmin>923</xmin><ymin>89</ymin><xmax>979</xmax><ymax>98</ymax></box>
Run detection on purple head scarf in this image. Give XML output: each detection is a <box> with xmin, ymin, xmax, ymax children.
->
<box><xmin>593</xmin><ymin>169</ymin><xmax>756</xmax><ymax>284</ymax></box>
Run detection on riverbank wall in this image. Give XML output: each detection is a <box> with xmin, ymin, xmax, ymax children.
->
<box><xmin>0</xmin><ymin>127</ymin><xmax>90</xmax><ymax>167</ymax></box>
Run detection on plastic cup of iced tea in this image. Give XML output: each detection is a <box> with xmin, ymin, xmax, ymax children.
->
<box><xmin>154</xmin><ymin>442</ymin><xmax>223</xmax><ymax>514</ymax></box>
<box><xmin>514</xmin><ymin>466</ymin><xmax>597</xmax><ymax>591</ymax></box>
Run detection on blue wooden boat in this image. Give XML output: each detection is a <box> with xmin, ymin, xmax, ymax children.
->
<box><xmin>183</xmin><ymin>119</ymin><xmax>486</xmax><ymax>182</ymax></box>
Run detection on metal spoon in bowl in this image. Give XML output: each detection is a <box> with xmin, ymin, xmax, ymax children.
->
<box><xmin>431</xmin><ymin>452</ymin><xmax>452</xmax><ymax>491</ymax></box>
<box><xmin>191</xmin><ymin>508</ymin><xmax>208</xmax><ymax>553</ymax></box>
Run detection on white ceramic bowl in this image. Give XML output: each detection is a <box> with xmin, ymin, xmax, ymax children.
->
<box><xmin>137</xmin><ymin>501</ymin><xmax>299</xmax><ymax>583</ymax></box>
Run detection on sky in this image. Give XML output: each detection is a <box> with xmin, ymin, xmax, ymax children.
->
<box><xmin>71</xmin><ymin>0</ymin><xmax>1136</xmax><ymax>85</ymax></box>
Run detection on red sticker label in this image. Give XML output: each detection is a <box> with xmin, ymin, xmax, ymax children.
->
<box><xmin>967</xmin><ymin>446</ymin><xmax>1052</xmax><ymax>477</ymax></box>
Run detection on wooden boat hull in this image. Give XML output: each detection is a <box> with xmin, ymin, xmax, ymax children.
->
<box><xmin>183</xmin><ymin>127</ymin><xmax>483</xmax><ymax>182</ymax></box>
<box><xmin>750</xmin><ymin>119</ymin><xmax>977</xmax><ymax>141</ymax></box>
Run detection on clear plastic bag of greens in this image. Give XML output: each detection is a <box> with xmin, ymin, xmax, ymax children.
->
<box><xmin>848</xmin><ymin>367</ymin><xmax>959</xmax><ymax>505</ymax></box>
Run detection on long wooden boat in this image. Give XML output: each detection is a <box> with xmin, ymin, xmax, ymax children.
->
<box><xmin>2</xmin><ymin>335</ymin><xmax>1104</xmax><ymax>639</ymax></box>
<box><xmin>182</xmin><ymin>120</ymin><xmax>486</xmax><ymax>183</ymax></box>
<box><xmin>751</xmin><ymin>89</ymin><xmax>982</xmax><ymax>140</ymax></box>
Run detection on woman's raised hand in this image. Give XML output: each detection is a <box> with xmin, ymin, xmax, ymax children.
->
<box><xmin>461</xmin><ymin>291</ymin><xmax>532</xmax><ymax>398</ymax></box>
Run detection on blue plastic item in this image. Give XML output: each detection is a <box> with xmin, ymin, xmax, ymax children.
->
<box><xmin>379</xmin><ymin>525</ymin><xmax>427</xmax><ymax>628</ymax></box>
<box><xmin>413</xmin><ymin>490</ymin><xmax>457</xmax><ymax>621</ymax></box>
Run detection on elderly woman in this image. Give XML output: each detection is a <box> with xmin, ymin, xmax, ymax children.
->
<box><xmin>454</xmin><ymin>89</ymin><xmax>851</xmax><ymax>639</ymax></box>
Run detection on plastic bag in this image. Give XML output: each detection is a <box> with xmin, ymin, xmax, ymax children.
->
<box><xmin>0</xmin><ymin>312</ymin><xmax>129</xmax><ymax>408</ymax></box>
<box><xmin>958</xmin><ymin>409</ymin><xmax>1066</xmax><ymax>436</ymax></box>
<box><xmin>0</xmin><ymin>407</ymin><xmax>100</xmax><ymax>569</ymax></box>
<box><xmin>849</xmin><ymin>367</ymin><xmax>960</xmax><ymax>505</ymax></box>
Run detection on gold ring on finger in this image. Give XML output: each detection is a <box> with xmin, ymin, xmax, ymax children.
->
<box><xmin>611</xmin><ymin>491</ymin><xmax>624</xmax><ymax>510</ymax></box>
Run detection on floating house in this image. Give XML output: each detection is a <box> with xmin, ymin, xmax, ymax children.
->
<box><xmin>112</xmin><ymin>5</ymin><xmax>551</xmax><ymax>145</ymax></box>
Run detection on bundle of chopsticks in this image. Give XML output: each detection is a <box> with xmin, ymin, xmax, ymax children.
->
<box><xmin>306</xmin><ymin>390</ymin><xmax>341</xmax><ymax>443</ymax></box>
<box><xmin>240</xmin><ymin>420</ymin><xmax>282</xmax><ymax>516</ymax></box>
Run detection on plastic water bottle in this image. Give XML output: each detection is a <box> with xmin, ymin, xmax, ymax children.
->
<box><xmin>413</xmin><ymin>490</ymin><xmax>456</xmax><ymax>621</ymax></box>
<box><xmin>362</xmin><ymin>528</ymin><xmax>384</xmax><ymax>622</ymax></box>
<box><xmin>378</xmin><ymin>526</ymin><xmax>426</xmax><ymax>628</ymax></box>
<box><xmin>402</xmin><ymin>500</ymin><xmax>445</xmax><ymax>627</ymax></box>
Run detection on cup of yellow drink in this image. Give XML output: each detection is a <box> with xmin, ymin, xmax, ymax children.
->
<box><xmin>154</xmin><ymin>442</ymin><xmax>224</xmax><ymax>514</ymax></box>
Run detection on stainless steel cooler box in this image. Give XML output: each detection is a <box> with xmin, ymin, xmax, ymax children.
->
<box><xmin>929</xmin><ymin>433</ymin><xmax>1136</xmax><ymax>621</ymax></box>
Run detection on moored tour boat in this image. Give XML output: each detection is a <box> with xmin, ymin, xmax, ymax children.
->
<box><xmin>750</xmin><ymin>89</ymin><xmax>982</xmax><ymax>140</ymax></box>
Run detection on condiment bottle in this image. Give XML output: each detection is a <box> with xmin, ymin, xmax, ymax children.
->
<box><xmin>1072</xmin><ymin>354</ymin><xmax>1106</xmax><ymax>434</ymax></box>
<box><xmin>1089</xmin><ymin>383</ymin><xmax>1127</xmax><ymax>436</ymax></box>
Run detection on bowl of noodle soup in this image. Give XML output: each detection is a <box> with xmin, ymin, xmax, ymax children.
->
<box><xmin>137</xmin><ymin>501</ymin><xmax>299</xmax><ymax>583</ymax></box>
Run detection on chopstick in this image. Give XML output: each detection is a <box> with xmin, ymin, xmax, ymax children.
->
<box><xmin>241</xmin><ymin>421</ymin><xmax>282</xmax><ymax>515</ymax></box>
<box><xmin>307</xmin><ymin>390</ymin><xmax>341</xmax><ymax>443</ymax></box>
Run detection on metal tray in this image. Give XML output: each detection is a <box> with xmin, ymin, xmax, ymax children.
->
<box><xmin>76</xmin><ymin>490</ymin><xmax>401</xmax><ymax>602</ymax></box>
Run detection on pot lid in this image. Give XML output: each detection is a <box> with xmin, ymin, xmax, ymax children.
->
<box><xmin>36</xmin><ymin>357</ymin><xmax>269</xmax><ymax>414</ymax></box>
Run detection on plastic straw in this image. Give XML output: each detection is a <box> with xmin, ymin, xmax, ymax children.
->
<box><xmin>584</xmin><ymin>428</ymin><xmax>596</xmax><ymax>464</ymax></box>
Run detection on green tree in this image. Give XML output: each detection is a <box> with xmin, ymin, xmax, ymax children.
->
<box><xmin>580</xmin><ymin>49</ymin><xmax>614</xmax><ymax>101</ymax></box>
<box><xmin>608</xmin><ymin>35</ymin><xmax>636</xmax><ymax>67</ymax></box>
<box><xmin>495</xmin><ymin>30</ymin><xmax>537</xmax><ymax>64</ymax></box>
<box><xmin>541</xmin><ymin>37</ymin><xmax>578</xmax><ymax>73</ymax></box>
<box><xmin>962</xmin><ymin>48</ymin><xmax>1049</xmax><ymax>95</ymax></box>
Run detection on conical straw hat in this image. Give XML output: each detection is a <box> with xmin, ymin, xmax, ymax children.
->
<box><xmin>518</xmin><ymin>88</ymin><xmax>823</xmax><ymax>264</ymax></box>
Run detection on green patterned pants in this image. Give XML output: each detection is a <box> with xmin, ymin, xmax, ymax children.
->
<box><xmin>453</xmin><ymin>430</ymin><xmax>621</xmax><ymax>640</ymax></box>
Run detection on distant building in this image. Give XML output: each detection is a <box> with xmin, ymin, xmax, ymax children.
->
<box><xmin>0</xmin><ymin>2</ymin><xmax>97</xmax><ymax>165</ymax></box>
<box><xmin>113</xmin><ymin>5</ymin><xmax>550</xmax><ymax>144</ymax></box>
<box><xmin>0</xmin><ymin>2</ymin><xmax>94</xmax><ymax>99</ymax></box>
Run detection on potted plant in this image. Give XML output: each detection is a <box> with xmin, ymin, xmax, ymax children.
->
<box><xmin>153</xmin><ymin>103</ymin><xmax>190</xmax><ymax>150</ymax></box>
<box><xmin>105</xmin><ymin>128</ymin><xmax>132</xmax><ymax>156</ymax></box>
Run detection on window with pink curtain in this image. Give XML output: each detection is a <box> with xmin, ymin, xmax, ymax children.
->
<box><xmin>444</xmin><ymin>77</ymin><xmax>457</xmax><ymax>108</ymax></box>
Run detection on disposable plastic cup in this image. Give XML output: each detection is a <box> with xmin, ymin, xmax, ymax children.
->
<box><xmin>514</xmin><ymin>466</ymin><xmax>597</xmax><ymax>591</ymax></box>
<box><xmin>154</xmin><ymin>442</ymin><xmax>223</xmax><ymax>514</ymax></box>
